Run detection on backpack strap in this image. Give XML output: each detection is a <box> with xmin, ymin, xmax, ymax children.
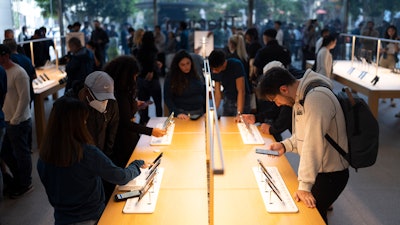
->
<box><xmin>299</xmin><ymin>81</ymin><xmax>331</xmax><ymax>106</ymax></box>
<box><xmin>301</xmin><ymin>81</ymin><xmax>348</xmax><ymax>160</ymax></box>
<box><xmin>325</xmin><ymin>134</ymin><xmax>347</xmax><ymax>158</ymax></box>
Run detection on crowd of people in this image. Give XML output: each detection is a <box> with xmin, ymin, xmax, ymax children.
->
<box><xmin>0</xmin><ymin>17</ymin><xmax>399</xmax><ymax>224</ymax></box>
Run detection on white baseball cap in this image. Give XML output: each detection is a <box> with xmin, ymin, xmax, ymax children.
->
<box><xmin>84</xmin><ymin>71</ymin><xmax>115</xmax><ymax>100</ymax></box>
<box><xmin>263</xmin><ymin>61</ymin><xmax>285</xmax><ymax>74</ymax></box>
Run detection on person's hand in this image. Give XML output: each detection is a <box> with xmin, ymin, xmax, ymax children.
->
<box><xmin>241</xmin><ymin>114</ymin><xmax>256</xmax><ymax>124</ymax></box>
<box><xmin>294</xmin><ymin>190</ymin><xmax>316</xmax><ymax>208</ymax></box>
<box><xmin>152</xmin><ymin>128</ymin><xmax>166</xmax><ymax>137</ymax></box>
<box><xmin>260</xmin><ymin>123</ymin><xmax>271</xmax><ymax>134</ymax></box>
<box><xmin>145</xmin><ymin>72</ymin><xmax>154</xmax><ymax>81</ymax></box>
<box><xmin>140</xmin><ymin>161</ymin><xmax>153</xmax><ymax>169</ymax></box>
<box><xmin>156</xmin><ymin>61</ymin><xmax>163</xmax><ymax>69</ymax></box>
<box><xmin>177</xmin><ymin>113</ymin><xmax>190</xmax><ymax>120</ymax></box>
<box><xmin>268</xmin><ymin>142</ymin><xmax>286</xmax><ymax>156</ymax></box>
<box><xmin>137</xmin><ymin>100</ymin><xmax>147</xmax><ymax>109</ymax></box>
<box><xmin>234</xmin><ymin>114</ymin><xmax>241</xmax><ymax>123</ymax></box>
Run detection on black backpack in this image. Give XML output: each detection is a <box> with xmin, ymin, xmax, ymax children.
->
<box><xmin>302</xmin><ymin>83</ymin><xmax>379</xmax><ymax>171</ymax></box>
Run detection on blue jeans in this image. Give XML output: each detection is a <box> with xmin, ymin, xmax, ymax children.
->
<box><xmin>137</xmin><ymin>77</ymin><xmax>163</xmax><ymax>124</ymax></box>
<box><xmin>1</xmin><ymin>119</ymin><xmax>32</xmax><ymax>189</ymax></box>
<box><xmin>0</xmin><ymin>126</ymin><xmax>6</xmax><ymax>201</ymax></box>
<box><xmin>222</xmin><ymin>94</ymin><xmax>251</xmax><ymax>116</ymax></box>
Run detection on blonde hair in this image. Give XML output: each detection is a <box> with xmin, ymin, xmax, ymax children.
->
<box><xmin>133</xmin><ymin>28</ymin><xmax>145</xmax><ymax>46</ymax></box>
<box><xmin>229</xmin><ymin>34</ymin><xmax>248</xmax><ymax>62</ymax></box>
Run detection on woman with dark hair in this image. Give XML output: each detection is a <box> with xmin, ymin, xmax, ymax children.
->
<box><xmin>136</xmin><ymin>31</ymin><xmax>163</xmax><ymax>125</ymax></box>
<box><xmin>37</xmin><ymin>97</ymin><xmax>149</xmax><ymax>225</ymax></box>
<box><xmin>379</xmin><ymin>25</ymin><xmax>399</xmax><ymax>108</ymax></box>
<box><xmin>315</xmin><ymin>34</ymin><xmax>337</xmax><ymax>79</ymax></box>
<box><xmin>379</xmin><ymin>25</ymin><xmax>399</xmax><ymax>70</ymax></box>
<box><xmin>164</xmin><ymin>50</ymin><xmax>206</xmax><ymax>120</ymax></box>
<box><xmin>103</xmin><ymin>55</ymin><xmax>166</xmax><ymax>167</ymax></box>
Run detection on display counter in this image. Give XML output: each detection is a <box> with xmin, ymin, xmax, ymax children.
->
<box><xmin>306</xmin><ymin>60</ymin><xmax>400</xmax><ymax>118</ymax></box>
<box><xmin>33</xmin><ymin>65</ymin><xmax>66</xmax><ymax>148</ymax></box>
<box><xmin>98</xmin><ymin>116</ymin><xmax>325</xmax><ymax>225</ymax></box>
<box><xmin>333</xmin><ymin>60</ymin><xmax>400</xmax><ymax>118</ymax></box>
<box><xmin>213</xmin><ymin>117</ymin><xmax>325</xmax><ymax>225</ymax></box>
<box><xmin>97</xmin><ymin>117</ymin><xmax>208</xmax><ymax>225</ymax></box>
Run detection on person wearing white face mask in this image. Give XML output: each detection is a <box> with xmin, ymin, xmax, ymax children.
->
<box><xmin>77</xmin><ymin>71</ymin><xmax>120</xmax><ymax>201</ymax></box>
<box><xmin>79</xmin><ymin>71</ymin><xmax>119</xmax><ymax>158</ymax></box>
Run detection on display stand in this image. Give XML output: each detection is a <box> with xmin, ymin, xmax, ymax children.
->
<box><xmin>252</xmin><ymin>166</ymin><xmax>298</xmax><ymax>213</ymax></box>
<box><xmin>122</xmin><ymin>168</ymin><xmax>164</xmax><ymax>213</ymax></box>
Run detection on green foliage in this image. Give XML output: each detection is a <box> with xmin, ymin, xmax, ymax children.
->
<box><xmin>35</xmin><ymin>0</ymin><xmax>137</xmax><ymax>24</ymax></box>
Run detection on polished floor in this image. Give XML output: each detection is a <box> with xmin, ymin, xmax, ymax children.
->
<box><xmin>0</xmin><ymin>80</ymin><xmax>399</xmax><ymax>225</ymax></box>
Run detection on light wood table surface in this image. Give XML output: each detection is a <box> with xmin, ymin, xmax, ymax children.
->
<box><xmin>213</xmin><ymin>117</ymin><xmax>326</xmax><ymax>225</ymax></box>
<box><xmin>33</xmin><ymin>66</ymin><xmax>66</xmax><ymax>148</ymax></box>
<box><xmin>98</xmin><ymin>117</ymin><xmax>208</xmax><ymax>225</ymax></box>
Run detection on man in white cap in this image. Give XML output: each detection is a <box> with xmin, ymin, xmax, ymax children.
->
<box><xmin>78</xmin><ymin>71</ymin><xmax>119</xmax><ymax>201</ymax></box>
<box><xmin>241</xmin><ymin>61</ymin><xmax>292</xmax><ymax>141</ymax></box>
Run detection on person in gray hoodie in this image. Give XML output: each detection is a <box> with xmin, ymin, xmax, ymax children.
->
<box><xmin>257</xmin><ymin>67</ymin><xmax>349</xmax><ymax>224</ymax></box>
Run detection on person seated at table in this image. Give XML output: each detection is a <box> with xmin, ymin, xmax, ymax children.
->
<box><xmin>208</xmin><ymin>49</ymin><xmax>252</xmax><ymax>119</ymax></box>
<box><xmin>37</xmin><ymin>97</ymin><xmax>151</xmax><ymax>225</ymax></box>
<box><xmin>164</xmin><ymin>50</ymin><xmax>206</xmax><ymax>120</ymax></box>
<box><xmin>103</xmin><ymin>55</ymin><xmax>166</xmax><ymax>167</ymax></box>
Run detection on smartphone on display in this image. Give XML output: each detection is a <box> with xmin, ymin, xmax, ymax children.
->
<box><xmin>255</xmin><ymin>148</ymin><xmax>279</xmax><ymax>156</ymax></box>
<box><xmin>114</xmin><ymin>190</ymin><xmax>141</xmax><ymax>202</ymax></box>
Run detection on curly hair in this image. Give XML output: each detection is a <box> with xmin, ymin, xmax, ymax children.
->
<box><xmin>168</xmin><ymin>50</ymin><xmax>200</xmax><ymax>96</ymax></box>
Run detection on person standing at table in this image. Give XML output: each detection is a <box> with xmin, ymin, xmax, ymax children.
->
<box><xmin>103</xmin><ymin>55</ymin><xmax>166</xmax><ymax>168</ymax></box>
<box><xmin>0</xmin><ymin>44</ymin><xmax>32</xmax><ymax>198</ymax></box>
<box><xmin>379</xmin><ymin>25</ymin><xmax>398</xmax><ymax>108</ymax></box>
<box><xmin>241</xmin><ymin>61</ymin><xmax>292</xmax><ymax>142</ymax></box>
<box><xmin>0</xmin><ymin>66</ymin><xmax>7</xmax><ymax>202</ymax></box>
<box><xmin>136</xmin><ymin>31</ymin><xmax>163</xmax><ymax>125</ymax></box>
<box><xmin>164</xmin><ymin>50</ymin><xmax>206</xmax><ymax>120</ymax></box>
<box><xmin>257</xmin><ymin>67</ymin><xmax>349</xmax><ymax>224</ymax></box>
<box><xmin>361</xmin><ymin>21</ymin><xmax>380</xmax><ymax>59</ymax></box>
<box><xmin>65</xmin><ymin>37</ymin><xmax>94</xmax><ymax>92</ymax></box>
<box><xmin>208</xmin><ymin>49</ymin><xmax>251</xmax><ymax>118</ymax></box>
<box><xmin>90</xmin><ymin>20</ymin><xmax>109</xmax><ymax>67</ymax></box>
<box><xmin>315</xmin><ymin>34</ymin><xmax>337</xmax><ymax>79</ymax></box>
<box><xmin>37</xmin><ymin>97</ymin><xmax>150</xmax><ymax>225</ymax></box>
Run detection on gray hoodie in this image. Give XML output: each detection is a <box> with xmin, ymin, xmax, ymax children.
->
<box><xmin>281</xmin><ymin>69</ymin><xmax>349</xmax><ymax>192</ymax></box>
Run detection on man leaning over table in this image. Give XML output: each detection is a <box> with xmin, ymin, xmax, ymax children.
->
<box><xmin>257</xmin><ymin>67</ymin><xmax>349</xmax><ymax>224</ymax></box>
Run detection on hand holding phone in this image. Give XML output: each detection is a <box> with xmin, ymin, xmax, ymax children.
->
<box><xmin>114</xmin><ymin>190</ymin><xmax>140</xmax><ymax>202</ymax></box>
<box><xmin>255</xmin><ymin>148</ymin><xmax>279</xmax><ymax>156</ymax></box>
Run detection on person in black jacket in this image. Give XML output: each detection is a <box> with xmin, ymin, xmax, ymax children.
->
<box><xmin>103</xmin><ymin>55</ymin><xmax>166</xmax><ymax>168</ymax></box>
<box><xmin>64</xmin><ymin>71</ymin><xmax>119</xmax><ymax>202</ymax></box>
<box><xmin>242</xmin><ymin>61</ymin><xmax>292</xmax><ymax>141</ymax></box>
<box><xmin>65</xmin><ymin>37</ymin><xmax>94</xmax><ymax>92</ymax></box>
<box><xmin>136</xmin><ymin>31</ymin><xmax>163</xmax><ymax>124</ymax></box>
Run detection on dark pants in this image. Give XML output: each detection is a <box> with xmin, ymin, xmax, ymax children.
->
<box><xmin>222</xmin><ymin>94</ymin><xmax>251</xmax><ymax>116</ymax></box>
<box><xmin>1</xmin><ymin>119</ymin><xmax>32</xmax><ymax>190</ymax></box>
<box><xmin>311</xmin><ymin>168</ymin><xmax>349</xmax><ymax>224</ymax></box>
<box><xmin>137</xmin><ymin>77</ymin><xmax>163</xmax><ymax>124</ymax></box>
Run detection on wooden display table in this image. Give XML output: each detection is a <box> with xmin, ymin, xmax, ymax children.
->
<box><xmin>306</xmin><ymin>60</ymin><xmax>400</xmax><ymax>118</ymax></box>
<box><xmin>33</xmin><ymin>66</ymin><xmax>66</xmax><ymax>148</ymax></box>
<box><xmin>213</xmin><ymin>117</ymin><xmax>325</xmax><ymax>225</ymax></box>
<box><xmin>98</xmin><ymin>117</ymin><xmax>208</xmax><ymax>225</ymax></box>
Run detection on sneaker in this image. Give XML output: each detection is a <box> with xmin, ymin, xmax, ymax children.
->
<box><xmin>9</xmin><ymin>185</ymin><xmax>33</xmax><ymax>199</ymax></box>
